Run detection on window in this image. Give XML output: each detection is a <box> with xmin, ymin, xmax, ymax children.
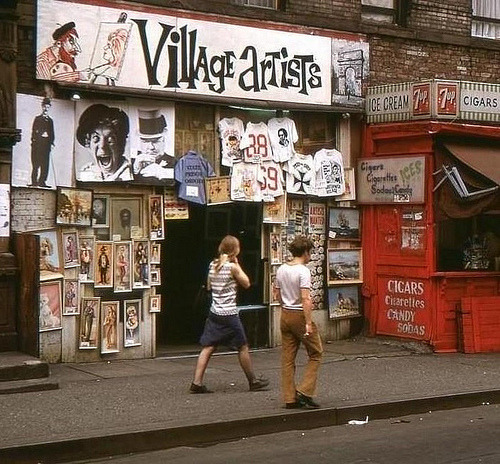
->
<box><xmin>232</xmin><ymin>0</ymin><xmax>278</xmax><ymax>9</ymax></box>
<box><xmin>361</xmin><ymin>0</ymin><xmax>409</xmax><ymax>26</ymax></box>
<box><xmin>472</xmin><ymin>0</ymin><xmax>500</xmax><ymax>39</ymax></box>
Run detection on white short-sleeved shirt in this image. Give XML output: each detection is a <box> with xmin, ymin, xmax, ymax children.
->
<box><xmin>275</xmin><ymin>263</ymin><xmax>311</xmax><ymax>310</ymax></box>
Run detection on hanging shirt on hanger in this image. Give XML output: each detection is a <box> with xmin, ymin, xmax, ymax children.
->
<box><xmin>230</xmin><ymin>161</ymin><xmax>264</xmax><ymax>202</ymax></box>
<box><xmin>240</xmin><ymin>122</ymin><xmax>273</xmax><ymax>164</ymax></box>
<box><xmin>313</xmin><ymin>148</ymin><xmax>345</xmax><ymax>197</ymax></box>
<box><xmin>174</xmin><ymin>150</ymin><xmax>215</xmax><ymax>204</ymax></box>
<box><xmin>260</xmin><ymin>159</ymin><xmax>284</xmax><ymax>201</ymax></box>
<box><xmin>218</xmin><ymin>117</ymin><xmax>244</xmax><ymax>167</ymax></box>
<box><xmin>267</xmin><ymin>117</ymin><xmax>298</xmax><ymax>163</ymax></box>
<box><xmin>284</xmin><ymin>152</ymin><xmax>315</xmax><ymax>195</ymax></box>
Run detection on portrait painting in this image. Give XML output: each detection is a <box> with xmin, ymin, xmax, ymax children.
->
<box><xmin>74</xmin><ymin>100</ymin><xmax>133</xmax><ymax>183</ymax></box>
<box><xmin>39</xmin><ymin>280</ymin><xmax>62</xmax><ymax>331</ymax></box>
<box><xmin>113</xmin><ymin>241</ymin><xmax>132</xmax><ymax>292</ymax></box>
<box><xmin>94</xmin><ymin>241</ymin><xmax>113</xmax><ymax>288</ymax></box>
<box><xmin>13</xmin><ymin>94</ymin><xmax>74</xmax><ymax>190</ymax></box>
<box><xmin>149</xmin><ymin>194</ymin><xmax>165</xmax><ymax>240</ymax></box>
<box><xmin>56</xmin><ymin>187</ymin><xmax>93</xmax><ymax>227</ymax></box>
<box><xmin>92</xmin><ymin>195</ymin><xmax>110</xmax><ymax>228</ymax></box>
<box><xmin>133</xmin><ymin>239</ymin><xmax>150</xmax><ymax>289</ymax></box>
<box><xmin>101</xmin><ymin>301</ymin><xmax>120</xmax><ymax>354</ymax></box>
<box><xmin>269</xmin><ymin>232</ymin><xmax>282</xmax><ymax>265</ymax></box>
<box><xmin>62</xmin><ymin>231</ymin><xmax>79</xmax><ymax>268</ymax></box>
<box><xmin>124</xmin><ymin>299</ymin><xmax>141</xmax><ymax>347</ymax></box>
<box><xmin>78</xmin><ymin>235</ymin><xmax>95</xmax><ymax>282</ymax></box>
<box><xmin>79</xmin><ymin>297</ymin><xmax>100</xmax><ymax>349</ymax></box>
<box><xmin>110</xmin><ymin>197</ymin><xmax>142</xmax><ymax>240</ymax></box>
<box><xmin>327</xmin><ymin>248</ymin><xmax>362</xmax><ymax>284</ymax></box>
<box><xmin>150</xmin><ymin>266</ymin><xmax>161</xmax><ymax>286</ymax></box>
<box><xmin>149</xmin><ymin>294</ymin><xmax>161</xmax><ymax>313</ymax></box>
<box><xmin>63</xmin><ymin>278</ymin><xmax>79</xmax><ymax>315</ymax></box>
<box><xmin>35</xmin><ymin>229</ymin><xmax>63</xmax><ymax>280</ymax></box>
<box><xmin>150</xmin><ymin>242</ymin><xmax>161</xmax><ymax>265</ymax></box>
<box><xmin>328</xmin><ymin>207</ymin><xmax>360</xmax><ymax>240</ymax></box>
<box><xmin>328</xmin><ymin>285</ymin><xmax>361</xmax><ymax>319</ymax></box>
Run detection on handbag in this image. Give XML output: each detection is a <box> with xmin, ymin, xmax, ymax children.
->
<box><xmin>193</xmin><ymin>284</ymin><xmax>211</xmax><ymax>314</ymax></box>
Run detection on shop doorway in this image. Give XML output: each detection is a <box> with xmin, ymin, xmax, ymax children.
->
<box><xmin>157</xmin><ymin>202</ymin><xmax>263</xmax><ymax>353</ymax></box>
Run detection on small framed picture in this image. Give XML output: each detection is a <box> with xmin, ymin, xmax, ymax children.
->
<box><xmin>56</xmin><ymin>187</ymin><xmax>93</xmax><ymax>227</ymax></box>
<box><xmin>149</xmin><ymin>294</ymin><xmax>161</xmax><ymax>313</ymax></box>
<box><xmin>270</xmin><ymin>232</ymin><xmax>282</xmax><ymax>265</ymax></box>
<box><xmin>149</xmin><ymin>194</ymin><xmax>165</xmax><ymax>240</ymax></box>
<box><xmin>35</xmin><ymin>229</ymin><xmax>63</xmax><ymax>280</ymax></box>
<box><xmin>92</xmin><ymin>195</ymin><xmax>110</xmax><ymax>228</ymax></box>
<box><xmin>263</xmin><ymin>193</ymin><xmax>287</xmax><ymax>224</ymax></box>
<box><xmin>78</xmin><ymin>235</ymin><xmax>95</xmax><ymax>282</ymax></box>
<box><xmin>124</xmin><ymin>299</ymin><xmax>141</xmax><ymax>347</ymax></box>
<box><xmin>111</xmin><ymin>196</ymin><xmax>143</xmax><ymax>240</ymax></box>
<box><xmin>63</xmin><ymin>279</ymin><xmax>79</xmax><ymax>315</ymax></box>
<box><xmin>337</xmin><ymin>167</ymin><xmax>356</xmax><ymax>201</ymax></box>
<box><xmin>62</xmin><ymin>231</ymin><xmax>79</xmax><ymax>268</ymax></box>
<box><xmin>94</xmin><ymin>241</ymin><xmax>113</xmax><ymax>288</ymax></box>
<box><xmin>327</xmin><ymin>248</ymin><xmax>362</xmax><ymax>284</ymax></box>
<box><xmin>132</xmin><ymin>239</ymin><xmax>150</xmax><ymax>289</ymax></box>
<box><xmin>113</xmin><ymin>241</ymin><xmax>132</xmax><ymax>293</ymax></box>
<box><xmin>39</xmin><ymin>280</ymin><xmax>62</xmax><ymax>331</ymax></box>
<box><xmin>328</xmin><ymin>207</ymin><xmax>360</xmax><ymax>240</ymax></box>
<box><xmin>79</xmin><ymin>297</ymin><xmax>100</xmax><ymax>349</ymax></box>
<box><xmin>205</xmin><ymin>176</ymin><xmax>232</xmax><ymax>205</ymax></box>
<box><xmin>150</xmin><ymin>242</ymin><xmax>161</xmax><ymax>265</ymax></box>
<box><xmin>150</xmin><ymin>266</ymin><xmax>161</xmax><ymax>286</ymax></box>
<box><xmin>328</xmin><ymin>285</ymin><xmax>361</xmax><ymax>319</ymax></box>
<box><xmin>270</xmin><ymin>265</ymin><xmax>279</xmax><ymax>305</ymax></box>
<box><xmin>101</xmin><ymin>301</ymin><xmax>120</xmax><ymax>354</ymax></box>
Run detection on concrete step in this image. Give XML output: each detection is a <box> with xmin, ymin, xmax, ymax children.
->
<box><xmin>0</xmin><ymin>377</ymin><xmax>59</xmax><ymax>395</ymax></box>
<box><xmin>0</xmin><ymin>351</ymin><xmax>49</xmax><ymax>382</ymax></box>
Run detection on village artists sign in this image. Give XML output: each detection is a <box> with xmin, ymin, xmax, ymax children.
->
<box><xmin>36</xmin><ymin>0</ymin><xmax>332</xmax><ymax>105</ymax></box>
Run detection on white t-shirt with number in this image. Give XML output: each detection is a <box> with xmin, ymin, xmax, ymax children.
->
<box><xmin>267</xmin><ymin>117</ymin><xmax>298</xmax><ymax>163</ymax></box>
<box><xmin>218</xmin><ymin>117</ymin><xmax>244</xmax><ymax>167</ymax></box>
<box><xmin>314</xmin><ymin>148</ymin><xmax>345</xmax><ymax>197</ymax></box>
<box><xmin>284</xmin><ymin>153</ymin><xmax>315</xmax><ymax>196</ymax></box>
<box><xmin>240</xmin><ymin>122</ymin><xmax>273</xmax><ymax>164</ymax></box>
<box><xmin>259</xmin><ymin>160</ymin><xmax>284</xmax><ymax>202</ymax></box>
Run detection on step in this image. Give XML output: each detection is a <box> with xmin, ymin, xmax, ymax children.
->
<box><xmin>0</xmin><ymin>378</ymin><xmax>59</xmax><ymax>395</ymax></box>
<box><xmin>0</xmin><ymin>352</ymin><xmax>50</xmax><ymax>382</ymax></box>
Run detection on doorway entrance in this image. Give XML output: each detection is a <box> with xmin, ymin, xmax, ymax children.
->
<box><xmin>157</xmin><ymin>202</ymin><xmax>264</xmax><ymax>353</ymax></box>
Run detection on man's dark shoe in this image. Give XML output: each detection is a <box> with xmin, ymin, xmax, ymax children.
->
<box><xmin>189</xmin><ymin>383</ymin><xmax>213</xmax><ymax>394</ymax></box>
<box><xmin>249</xmin><ymin>376</ymin><xmax>270</xmax><ymax>391</ymax></box>
<box><xmin>285</xmin><ymin>401</ymin><xmax>304</xmax><ymax>409</ymax></box>
<box><xmin>296</xmin><ymin>391</ymin><xmax>320</xmax><ymax>409</ymax></box>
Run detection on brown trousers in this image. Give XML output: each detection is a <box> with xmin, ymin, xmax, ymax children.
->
<box><xmin>280</xmin><ymin>308</ymin><xmax>323</xmax><ymax>403</ymax></box>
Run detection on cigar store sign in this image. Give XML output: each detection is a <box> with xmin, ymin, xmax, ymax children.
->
<box><xmin>357</xmin><ymin>156</ymin><xmax>426</xmax><ymax>204</ymax></box>
<box><xmin>36</xmin><ymin>0</ymin><xmax>332</xmax><ymax>105</ymax></box>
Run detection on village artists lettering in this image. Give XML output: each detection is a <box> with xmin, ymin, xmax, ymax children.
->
<box><xmin>132</xmin><ymin>20</ymin><xmax>323</xmax><ymax>95</ymax></box>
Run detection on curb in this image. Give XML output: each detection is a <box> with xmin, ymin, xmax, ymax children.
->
<box><xmin>2</xmin><ymin>389</ymin><xmax>499</xmax><ymax>464</ymax></box>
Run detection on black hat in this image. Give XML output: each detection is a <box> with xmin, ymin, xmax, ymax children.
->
<box><xmin>52</xmin><ymin>22</ymin><xmax>76</xmax><ymax>41</ymax></box>
<box><xmin>42</xmin><ymin>97</ymin><xmax>51</xmax><ymax>106</ymax></box>
<box><xmin>138</xmin><ymin>109</ymin><xmax>166</xmax><ymax>138</ymax></box>
<box><xmin>76</xmin><ymin>104</ymin><xmax>129</xmax><ymax>146</ymax></box>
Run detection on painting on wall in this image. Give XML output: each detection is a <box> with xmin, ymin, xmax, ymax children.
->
<box><xmin>56</xmin><ymin>187</ymin><xmax>93</xmax><ymax>227</ymax></box>
<box><xmin>113</xmin><ymin>241</ymin><xmax>132</xmax><ymax>292</ymax></box>
<box><xmin>79</xmin><ymin>297</ymin><xmax>100</xmax><ymax>349</ymax></box>
<box><xmin>39</xmin><ymin>280</ymin><xmax>62</xmax><ymax>331</ymax></box>
<box><xmin>63</xmin><ymin>278</ymin><xmax>79</xmax><ymax>315</ymax></box>
<box><xmin>328</xmin><ymin>207</ymin><xmax>360</xmax><ymax>240</ymax></box>
<box><xmin>101</xmin><ymin>301</ymin><xmax>120</xmax><ymax>354</ymax></box>
<box><xmin>328</xmin><ymin>285</ymin><xmax>361</xmax><ymax>319</ymax></box>
<box><xmin>124</xmin><ymin>299</ymin><xmax>141</xmax><ymax>347</ymax></box>
<box><xmin>35</xmin><ymin>229</ymin><xmax>63</xmax><ymax>281</ymax></box>
<box><xmin>78</xmin><ymin>235</ymin><xmax>95</xmax><ymax>282</ymax></box>
<box><xmin>132</xmin><ymin>239</ymin><xmax>150</xmax><ymax>289</ymax></box>
<box><xmin>62</xmin><ymin>231</ymin><xmax>79</xmax><ymax>268</ymax></box>
<box><xmin>94</xmin><ymin>241</ymin><xmax>113</xmax><ymax>288</ymax></box>
<box><xmin>327</xmin><ymin>248</ymin><xmax>362</xmax><ymax>284</ymax></box>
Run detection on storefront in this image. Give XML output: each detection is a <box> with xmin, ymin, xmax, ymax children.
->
<box><xmin>363</xmin><ymin>80</ymin><xmax>500</xmax><ymax>353</ymax></box>
<box><xmin>11</xmin><ymin>0</ymin><xmax>369</xmax><ymax>362</ymax></box>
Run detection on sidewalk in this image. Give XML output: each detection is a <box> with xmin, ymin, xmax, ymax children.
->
<box><xmin>1</xmin><ymin>338</ymin><xmax>499</xmax><ymax>463</ymax></box>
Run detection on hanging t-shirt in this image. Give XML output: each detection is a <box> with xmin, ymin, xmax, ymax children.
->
<box><xmin>260</xmin><ymin>160</ymin><xmax>284</xmax><ymax>202</ymax></box>
<box><xmin>174</xmin><ymin>150</ymin><xmax>215</xmax><ymax>204</ymax></box>
<box><xmin>230</xmin><ymin>162</ymin><xmax>264</xmax><ymax>202</ymax></box>
<box><xmin>284</xmin><ymin>152</ymin><xmax>315</xmax><ymax>196</ymax></box>
<box><xmin>314</xmin><ymin>148</ymin><xmax>345</xmax><ymax>197</ymax></box>
<box><xmin>218</xmin><ymin>117</ymin><xmax>244</xmax><ymax>167</ymax></box>
<box><xmin>267</xmin><ymin>117</ymin><xmax>298</xmax><ymax>163</ymax></box>
<box><xmin>240</xmin><ymin>122</ymin><xmax>273</xmax><ymax>164</ymax></box>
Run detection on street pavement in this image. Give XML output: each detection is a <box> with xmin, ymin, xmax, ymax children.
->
<box><xmin>0</xmin><ymin>337</ymin><xmax>499</xmax><ymax>463</ymax></box>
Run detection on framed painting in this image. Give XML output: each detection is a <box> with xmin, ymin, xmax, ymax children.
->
<box><xmin>150</xmin><ymin>242</ymin><xmax>161</xmax><ymax>265</ymax></box>
<box><xmin>56</xmin><ymin>187</ymin><xmax>93</xmax><ymax>227</ymax></box>
<box><xmin>101</xmin><ymin>301</ymin><xmax>120</xmax><ymax>354</ymax></box>
<box><xmin>327</xmin><ymin>248</ymin><xmax>362</xmax><ymax>284</ymax></box>
<box><xmin>62</xmin><ymin>231</ymin><xmax>79</xmax><ymax>268</ymax></box>
<box><xmin>149</xmin><ymin>294</ymin><xmax>161</xmax><ymax>313</ymax></box>
<box><xmin>150</xmin><ymin>266</ymin><xmax>161</xmax><ymax>286</ymax></box>
<box><xmin>263</xmin><ymin>193</ymin><xmax>287</xmax><ymax>224</ymax></box>
<box><xmin>39</xmin><ymin>280</ymin><xmax>62</xmax><ymax>332</ymax></box>
<box><xmin>79</xmin><ymin>297</ymin><xmax>100</xmax><ymax>349</ymax></box>
<box><xmin>92</xmin><ymin>195</ymin><xmax>110</xmax><ymax>228</ymax></box>
<box><xmin>269</xmin><ymin>232</ymin><xmax>282</xmax><ymax>265</ymax></box>
<box><xmin>78</xmin><ymin>235</ymin><xmax>95</xmax><ymax>282</ymax></box>
<box><xmin>35</xmin><ymin>229</ymin><xmax>63</xmax><ymax>281</ymax></box>
<box><xmin>124</xmin><ymin>299</ymin><xmax>141</xmax><ymax>347</ymax></box>
<box><xmin>328</xmin><ymin>207</ymin><xmax>360</xmax><ymax>240</ymax></box>
<box><xmin>328</xmin><ymin>285</ymin><xmax>361</xmax><ymax>319</ymax></box>
<box><xmin>63</xmin><ymin>279</ymin><xmax>79</xmax><ymax>315</ymax></box>
<box><xmin>113</xmin><ymin>241</ymin><xmax>132</xmax><ymax>292</ymax></box>
<box><xmin>132</xmin><ymin>239</ymin><xmax>150</xmax><ymax>289</ymax></box>
<box><xmin>94</xmin><ymin>241</ymin><xmax>113</xmax><ymax>288</ymax></box>
<box><xmin>149</xmin><ymin>194</ymin><xmax>165</xmax><ymax>240</ymax></box>
<box><xmin>110</xmin><ymin>196</ymin><xmax>143</xmax><ymax>240</ymax></box>
<box><xmin>205</xmin><ymin>176</ymin><xmax>232</xmax><ymax>205</ymax></box>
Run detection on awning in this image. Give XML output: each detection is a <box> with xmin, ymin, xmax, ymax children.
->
<box><xmin>443</xmin><ymin>142</ymin><xmax>500</xmax><ymax>185</ymax></box>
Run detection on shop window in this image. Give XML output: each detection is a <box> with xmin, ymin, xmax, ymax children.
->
<box><xmin>437</xmin><ymin>215</ymin><xmax>500</xmax><ymax>272</ymax></box>
<box><xmin>361</xmin><ymin>0</ymin><xmax>409</xmax><ymax>26</ymax></box>
<box><xmin>232</xmin><ymin>0</ymin><xmax>280</xmax><ymax>9</ymax></box>
<box><xmin>472</xmin><ymin>0</ymin><xmax>500</xmax><ymax>39</ymax></box>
